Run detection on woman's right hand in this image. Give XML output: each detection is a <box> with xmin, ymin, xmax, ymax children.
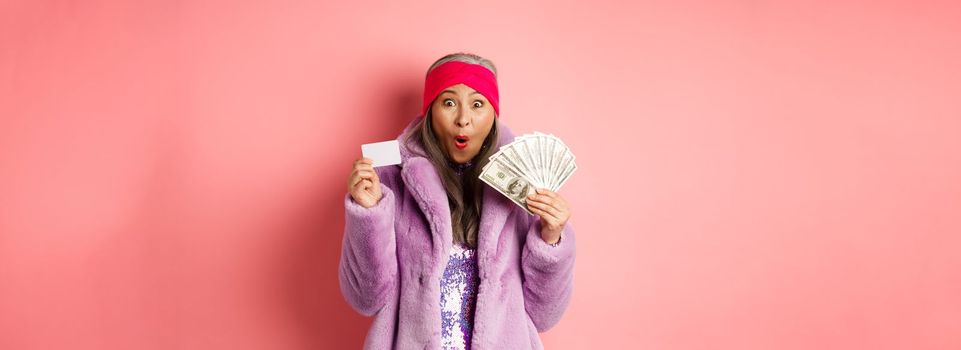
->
<box><xmin>348</xmin><ymin>157</ymin><xmax>383</xmax><ymax>208</ymax></box>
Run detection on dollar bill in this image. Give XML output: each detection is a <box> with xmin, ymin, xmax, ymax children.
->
<box><xmin>480</xmin><ymin>131</ymin><xmax>577</xmax><ymax>213</ymax></box>
<box><xmin>479</xmin><ymin>159</ymin><xmax>537</xmax><ymax>215</ymax></box>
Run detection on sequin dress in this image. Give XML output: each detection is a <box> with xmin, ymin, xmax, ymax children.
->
<box><xmin>439</xmin><ymin>241</ymin><xmax>480</xmax><ymax>349</ymax></box>
<box><xmin>439</xmin><ymin>159</ymin><xmax>481</xmax><ymax>350</ymax></box>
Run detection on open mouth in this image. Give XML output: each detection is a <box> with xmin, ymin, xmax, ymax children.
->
<box><xmin>454</xmin><ymin>135</ymin><xmax>469</xmax><ymax>150</ymax></box>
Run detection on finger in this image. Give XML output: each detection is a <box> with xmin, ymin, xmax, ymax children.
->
<box><xmin>547</xmin><ymin>203</ymin><xmax>569</xmax><ymax>221</ymax></box>
<box><xmin>349</xmin><ymin>174</ymin><xmax>365</xmax><ymax>188</ymax></box>
<box><xmin>529</xmin><ymin>205</ymin><xmax>560</xmax><ymax>223</ymax></box>
<box><xmin>550</xmin><ymin>196</ymin><xmax>567</xmax><ymax>212</ymax></box>
<box><xmin>351</xmin><ymin>178</ymin><xmax>369</xmax><ymax>193</ymax></box>
<box><xmin>348</xmin><ymin>172</ymin><xmax>366</xmax><ymax>189</ymax></box>
<box><xmin>360</xmin><ymin>179</ymin><xmax>373</xmax><ymax>190</ymax></box>
<box><xmin>350</xmin><ymin>168</ymin><xmax>378</xmax><ymax>187</ymax></box>
<box><xmin>538</xmin><ymin>190</ymin><xmax>567</xmax><ymax>211</ymax></box>
<box><xmin>528</xmin><ymin>203</ymin><xmax>548</xmax><ymax>218</ymax></box>
<box><xmin>352</xmin><ymin>162</ymin><xmax>374</xmax><ymax>174</ymax></box>
<box><xmin>356</xmin><ymin>157</ymin><xmax>373</xmax><ymax>165</ymax></box>
<box><xmin>349</xmin><ymin>170</ymin><xmax>370</xmax><ymax>187</ymax></box>
<box><xmin>353</xmin><ymin>170</ymin><xmax>378</xmax><ymax>187</ymax></box>
<box><xmin>527</xmin><ymin>199</ymin><xmax>562</xmax><ymax>219</ymax></box>
<box><xmin>527</xmin><ymin>194</ymin><xmax>556</xmax><ymax>208</ymax></box>
<box><xmin>353</xmin><ymin>169</ymin><xmax>376</xmax><ymax>179</ymax></box>
<box><xmin>526</xmin><ymin>198</ymin><xmax>550</xmax><ymax>211</ymax></box>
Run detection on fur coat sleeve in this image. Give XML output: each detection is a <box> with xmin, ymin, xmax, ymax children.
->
<box><xmin>521</xmin><ymin>214</ymin><xmax>577</xmax><ymax>331</ymax></box>
<box><xmin>338</xmin><ymin>169</ymin><xmax>400</xmax><ymax>316</ymax></box>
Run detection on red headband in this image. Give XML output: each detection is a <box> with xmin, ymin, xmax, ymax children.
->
<box><xmin>422</xmin><ymin>60</ymin><xmax>500</xmax><ymax>117</ymax></box>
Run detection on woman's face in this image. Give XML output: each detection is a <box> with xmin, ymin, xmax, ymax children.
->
<box><xmin>430</xmin><ymin>83</ymin><xmax>496</xmax><ymax>164</ymax></box>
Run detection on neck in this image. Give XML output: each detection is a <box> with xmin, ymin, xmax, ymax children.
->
<box><xmin>447</xmin><ymin>158</ymin><xmax>474</xmax><ymax>176</ymax></box>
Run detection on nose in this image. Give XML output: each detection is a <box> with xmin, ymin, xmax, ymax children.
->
<box><xmin>454</xmin><ymin>108</ymin><xmax>471</xmax><ymax>128</ymax></box>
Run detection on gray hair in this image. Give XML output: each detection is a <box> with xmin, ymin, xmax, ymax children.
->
<box><xmin>426</xmin><ymin>52</ymin><xmax>498</xmax><ymax>77</ymax></box>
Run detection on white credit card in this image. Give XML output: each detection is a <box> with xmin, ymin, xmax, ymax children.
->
<box><xmin>361</xmin><ymin>140</ymin><xmax>402</xmax><ymax>167</ymax></box>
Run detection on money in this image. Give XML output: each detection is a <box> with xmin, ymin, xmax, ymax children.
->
<box><xmin>479</xmin><ymin>131</ymin><xmax>577</xmax><ymax>214</ymax></box>
<box><xmin>479</xmin><ymin>160</ymin><xmax>538</xmax><ymax>215</ymax></box>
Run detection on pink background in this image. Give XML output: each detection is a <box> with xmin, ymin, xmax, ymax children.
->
<box><xmin>2</xmin><ymin>0</ymin><xmax>960</xmax><ymax>349</ymax></box>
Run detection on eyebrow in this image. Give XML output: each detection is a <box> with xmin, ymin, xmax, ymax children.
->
<box><xmin>440</xmin><ymin>90</ymin><xmax>482</xmax><ymax>96</ymax></box>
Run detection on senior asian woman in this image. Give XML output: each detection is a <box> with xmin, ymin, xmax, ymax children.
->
<box><xmin>340</xmin><ymin>52</ymin><xmax>576</xmax><ymax>350</ymax></box>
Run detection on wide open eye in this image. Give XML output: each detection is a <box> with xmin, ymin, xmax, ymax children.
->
<box><xmin>444</xmin><ymin>99</ymin><xmax>455</xmax><ymax>107</ymax></box>
<box><xmin>473</xmin><ymin>101</ymin><xmax>483</xmax><ymax>108</ymax></box>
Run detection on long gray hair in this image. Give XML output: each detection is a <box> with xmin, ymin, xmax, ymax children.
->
<box><xmin>404</xmin><ymin>52</ymin><xmax>500</xmax><ymax>249</ymax></box>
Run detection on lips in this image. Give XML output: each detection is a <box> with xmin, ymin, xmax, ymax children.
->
<box><xmin>454</xmin><ymin>135</ymin><xmax>469</xmax><ymax>150</ymax></box>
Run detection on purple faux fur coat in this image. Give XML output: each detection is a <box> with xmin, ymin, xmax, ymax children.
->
<box><xmin>339</xmin><ymin>117</ymin><xmax>576</xmax><ymax>349</ymax></box>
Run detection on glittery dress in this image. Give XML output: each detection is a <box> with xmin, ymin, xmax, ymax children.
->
<box><xmin>439</xmin><ymin>159</ymin><xmax>480</xmax><ymax>350</ymax></box>
<box><xmin>439</xmin><ymin>241</ymin><xmax>480</xmax><ymax>349</ymax></box>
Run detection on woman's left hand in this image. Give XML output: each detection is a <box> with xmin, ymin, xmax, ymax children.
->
<box><xmin>526</xmin><ymin>188</ymin><xmax>571</xmax><ymax>245</ymax></box>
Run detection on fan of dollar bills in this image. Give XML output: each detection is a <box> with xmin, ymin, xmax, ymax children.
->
<box><xmin>479</xmin><ymin>131</ymin><xmax>577</xmax><ymax>215</ymax></box>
